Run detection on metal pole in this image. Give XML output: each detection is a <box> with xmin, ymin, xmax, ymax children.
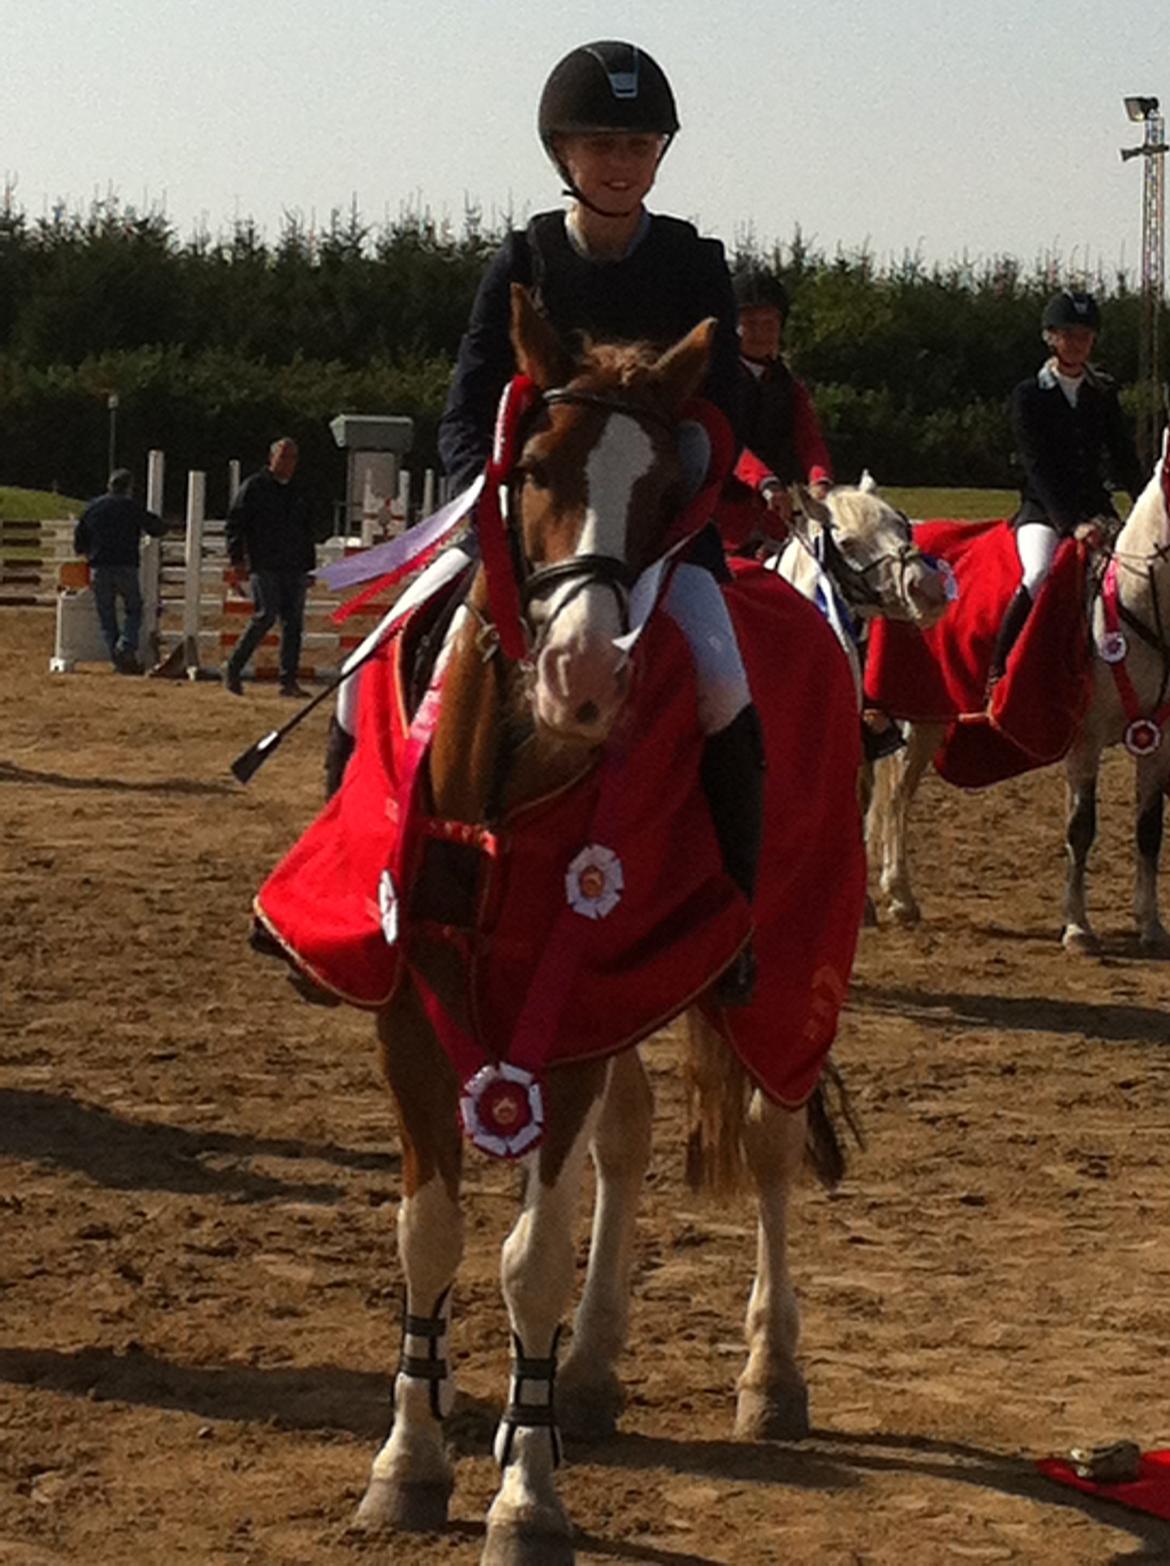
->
<box><xmin>106</xmin><ymin>392</ymin><xmax>119</xmax><ymax>476</ymax></box>
<box><xmin>182</xmin><ymin>471</ymin><xmax>206</xmax><ymax>679</ymax></box>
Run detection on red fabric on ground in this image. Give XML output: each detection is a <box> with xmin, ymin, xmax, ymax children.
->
<box><xmin>255</xmin><ymin>565</ymin><xmax>865</xmax><ymax>1108</ymax></box>
<box><xmin>864</xmin><ymin>518</ymin><xmax>1092</xmax><ymax>788</ymax></box>
<box><xmin>1037</xmin><ymin>1450</ymin><xmax>1170</xmax><ymax>1522</ymax></box>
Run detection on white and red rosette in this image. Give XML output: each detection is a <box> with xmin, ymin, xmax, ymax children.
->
<box><xmin>459</xmin><ymin>1063</ymin><xmax>545</xmax><ymax>1159</ymax></box>
<box><xmin>1124</xmin><ymin>717</ymin><xmax>1162</xmax><ymax>757</ymax></box>
<box><xmin>564</xmin><ymin>843</ymin><xmax>624</xmax><ymax>920</ymax></box>
<box><xmin>378</xmin><ymin>869</ymin><xmax>399</xmax><ymax>946</ymax></box>
<box><xmin>1099</xmin><ymin>629</ymin><xmax>1128</xmax><ymax>665</ymax></box>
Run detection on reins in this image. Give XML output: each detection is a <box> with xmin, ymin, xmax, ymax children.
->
<box><xmin>793</xmin><ymin>498</ymin><xmax>927</xmax><ymax>615</ymax></box>
<box><xmin>1092</xmin><ymin>495</ymin><xmax>1170</xmax><ymax>755</ymax></box>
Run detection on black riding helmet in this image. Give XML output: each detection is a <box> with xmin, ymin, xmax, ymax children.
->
<box><xmin>538</xmin><ymin>41</ymin><xmax>680</xmax><ymax>214</ymax></box>
<box><xmin>1042</xmin><ymin>290</ymin><xmax>1101</xmax><ymax>331</ymax></box>
<box><xmin>732</xmin><ymin>268</ymin><xmax>790</xmax><ymax>318</ymax></box>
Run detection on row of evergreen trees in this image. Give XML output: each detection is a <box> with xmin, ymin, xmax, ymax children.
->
<box><xmin>0</xmin><ymin>190</ymin><xmax>1160</xmax><ymax>511</ymax></box>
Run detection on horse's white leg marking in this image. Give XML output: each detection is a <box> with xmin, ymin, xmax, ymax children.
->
<box><xmin>1134</xmin><ymin>751</ymin><xmax>1170</xmax><ymax>953</ymax></box>
<box><xmin>353</xmin><ymin>1174</ymin><xmax>463</xmax><ymax>1532</ymax></box>
<box><xmin>559</xmin><ymin>1052</ymin><xmax>653</xmax><ymax>1440</ymax></box>
<box><xmin>1062</xmin><ymin>735</ymin><xmax>1104</xmax><ymax>954</ymax></box>
<box><xmin>734</xmin><ymin>1093</ymin><xmax>810</xmax><ymax>1442</ymax></box>
<box><xmin>483</xmin><ymin>1098</ymin><xmax>603</xmax><ymax>1564</ymax></box>
<box><xmin>878</xmin><ymin>720</ymin><xmax>942</xmax><ymax>925</ymax></box>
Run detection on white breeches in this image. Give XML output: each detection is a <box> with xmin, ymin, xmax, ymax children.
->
<box><xmin>660</xmin><ymin>562</ymin><xmax>751</xmax><ymax>736</ymax></box>
<box><xmin>336</xmin><ymin>549</ymin><xmax>750</xmax><ymax>743</ymax></box>
<box><xmin>1016</xmin><ymin>522</ymin><xmax>1059</xmax><ymax>597</ymax></box>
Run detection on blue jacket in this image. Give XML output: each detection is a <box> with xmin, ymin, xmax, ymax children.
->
<box><xmin>74</xmin><ymin>494</ymin><xmax>165</xmax><ymax>567</ymax></box>
<box><xmin>1011</xmin><ymin>364</ymin><xmax>1143</xmax><ymax>535</ymax></box>
<box><xmin>438</xmin><ymin>211</ymin><xmax>741</xmax><ymax>492</ymax></box>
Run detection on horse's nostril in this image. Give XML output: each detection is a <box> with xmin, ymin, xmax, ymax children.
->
<box><xmin>575</xmin><ymin>700</ymin><xmax>599</xmax><ymax>726</ymax></box>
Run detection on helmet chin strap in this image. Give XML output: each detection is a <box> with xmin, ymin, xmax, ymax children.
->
<box><xmin>554</xmin><ymin>137</ymin><xmax>673</xmax><ymax>223</ymax></box>
<box><xmin>560</xmin><ymin>178</ymin><xmax>641</xmax><ymax>220</ymax></box>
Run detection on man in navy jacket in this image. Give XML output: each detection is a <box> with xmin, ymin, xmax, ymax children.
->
<box><xmin>74</xmin><ymin>468</ymin><xmax>165</xmax><ymax>673</ymax></box>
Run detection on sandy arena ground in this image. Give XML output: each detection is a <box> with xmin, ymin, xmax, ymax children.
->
<box><xmin>1</xmin><ymin>605</ymin><xmax>1168</xmax><ymax>1566</ymax></box>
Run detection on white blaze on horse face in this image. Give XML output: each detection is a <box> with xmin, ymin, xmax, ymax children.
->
<box><xmin>533</xmin><ymin>415</ymin><xmax>653</xmax><ymax>740</ymax></box>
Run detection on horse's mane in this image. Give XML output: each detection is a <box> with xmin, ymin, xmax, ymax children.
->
<box><xmin>824</xmin><ymin>487</ymin><xmax>889</xmax><ymax>533</ymax></box>
<box><xmin>575</xmin><ymin>339</ymin><xmax>661</xmax><ymax>389</ymax></box>
<box><xmin>1114</xmin><ymin>463</ymin><xmax>1169</xmax><ymax>556</ymax></box>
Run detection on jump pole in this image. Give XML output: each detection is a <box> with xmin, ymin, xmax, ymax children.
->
<box><xmin>182</xmin><ymin>471</ymin><xmax>206</xmax><ymax>678</ymax></box>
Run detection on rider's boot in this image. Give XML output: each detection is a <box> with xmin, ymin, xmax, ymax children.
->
<box><xmin>700</xmin><ymin>704</ymin><xmax>766</xmax><ymax>1007</ymax></box>
<box><xmin>324</xmin><ymin>715</ymin><xmax>356</xmax><ymax>800</ymax></box>
<box><xmin>985</xmin><ymin>585</ymin><xmax>1033</xmax><ymax>702</ymax></box>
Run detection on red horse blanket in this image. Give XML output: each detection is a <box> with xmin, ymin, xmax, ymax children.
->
<box><xmin>255</xmin><ymin>563</ymin><xmax>865</xmax><ymax>1113</ymax></box>
<box><xmin>864</xmin><ymin>519</ymin><xmax>1092</xmax><ymax>788</ymax></box>
<box><xmin>1037</xmin><ymin>1450</ymin><xmax>1170</xmax><ymax>1523</ymax></box>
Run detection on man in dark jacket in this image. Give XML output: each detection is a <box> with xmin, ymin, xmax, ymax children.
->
<box><xmin>223</xmin><ymin>438</ymin><xmax>317</xmax><ymax>697</ymax></box>
<box><xmin>988</xmin><ymin>291</ymin><xmax>1144</xmax><ymax>690</ymax></box>
<box><xmin>74</xmin><ymin>467</ymin><xmax>165</xmax><ymax>673</ymax></box>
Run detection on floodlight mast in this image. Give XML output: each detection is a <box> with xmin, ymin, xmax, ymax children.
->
<box><xmin>1121</xmin><ymin>95</ymin><xmax>1167</xmax><ymax>467</ymax></box>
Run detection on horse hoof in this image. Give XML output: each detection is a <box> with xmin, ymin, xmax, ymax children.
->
<box><xmin>557</xmin><ymin>1369</ymin><xmax>624</xmax><ymax>1442</ymax></box>
<box><xmin>734</xmin><ymin>1382</ymin><xmax>810</xmax><ymax>1442</ymax></box>
<box><xmin>1139</xmin><ymin>928</ymin><xmax>1170</xmax><ymax>957</ymax></box>
<box><xmin>887</xmin><ymin>897</ymin><xmax>921</xmax><ymax>927</ymax></box>
<box><xmin>351</xmin><ymin>1476</ymin><xmax>451</xmax><ymax>1534</ymax></box>
<box><xmin>1062</xmin><ymin>926</ymin><xmax>1101</xmax><ymax>956</ymax></box>
<box><xmin>481</xmin><ymin>1525</ymin><xmax>575</xmax><ymax>1566</ymax></box>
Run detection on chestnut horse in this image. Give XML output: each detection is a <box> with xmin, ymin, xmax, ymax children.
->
<box><xmin>870</xmin><ymin>454</ymin><xmax>1170</xmax><ymax>951</ymax></box>
<box><xmin>344</xmin><ymin>289</ymin><xmax>861</xmax><ymax>1566</ymax></box>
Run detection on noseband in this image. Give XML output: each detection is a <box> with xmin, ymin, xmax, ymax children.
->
<box><xmin>813</xmin><ymin>507</ymin><xmax>927</xmax><ymax>612</ymax></box>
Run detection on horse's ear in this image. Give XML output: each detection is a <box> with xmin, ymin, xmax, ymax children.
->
<box><xmin>510</xmin><ymin>285</ymin><xmax>573</xmax><ymax>389</ymax></box>
<box><xmin>795</xmin><ymin>484</ymin><xmax>832</xmax><ymax>529</ymax></box>
<box><xmin>650</xmin><ymin>317</ymin><xmax>716</xmax><ymax>413</ymax></box>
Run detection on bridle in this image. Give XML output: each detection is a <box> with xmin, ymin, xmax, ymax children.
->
<box><xmin>800</xmin><ymin>500</ymin><xmax>931</xmax><ymax>614</ymax></box>
<box><xmin>503</xmin><ymin>386</ymin><xmax>679</xmax><ymax>657</ymax></box>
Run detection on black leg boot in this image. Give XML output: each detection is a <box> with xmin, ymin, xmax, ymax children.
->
<box><xmin>699</xmin><ymin>705</ymin><xmax>766</xmax><ymax>1007</ymax></box>
<box><xmin>324</xmin><ymin>715</ymin><xmax>356</xmax><ymax>801</ymax></box>
<box><xmin>986</xmin><ymin>585</ymin><xmax>1033</xmax><ymax>700</ymax></box>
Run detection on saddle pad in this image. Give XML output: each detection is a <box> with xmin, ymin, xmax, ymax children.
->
<box><xmin>865</xmin><ymin>518</ymin><xmax>1092</xmax><ymax>788</ymax></box>
<box><xmin>255</xmin><ymin>564</ymin><xmax>865</xmax><ymax>1108</ymax></box>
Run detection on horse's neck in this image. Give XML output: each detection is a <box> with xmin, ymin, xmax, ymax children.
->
<box><xmin>1113</xmin><ymin>469</ymin><xmax>1170</xmax><ymax>612</ymax></box>
<box><xmin>1115</xmin><ymin>469</ymin><xmax>1167</xmax><ymax>561</ymax></box>
<box><xmin>427</xmin><ymin>573</ymin><xmax>594</xmax><ymax>824</ymax></box>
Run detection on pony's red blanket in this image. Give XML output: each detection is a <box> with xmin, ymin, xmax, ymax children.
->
<box><xmin>864</xmin><ymin>519</ymin><xmax>1092</xmax><ymax>788</ymax></box>
<box><xmin>1037</xmin><ymin>1451</ymin><xmax>1170</xmax><ymax>1523</ymax></box>
<box><xmin>255</xmin><ymin>565</ymin><xmax>865</xmax><ymax>1108</ymax></box>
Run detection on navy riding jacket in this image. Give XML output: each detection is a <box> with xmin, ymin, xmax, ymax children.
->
<box><xmin>1010</xmin><ymin>364</ymin><xmax>1144</xmax><ymax>536</ymax></box>
<box><xmin>438</xmin><ymin>211</ymin><xmax>741</xmax><ymax>493</ymax></box>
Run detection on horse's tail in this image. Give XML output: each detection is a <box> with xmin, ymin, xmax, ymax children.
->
<box><xmin>804</xmin><ymin>1060</ymin><xmax>865</xmax><ymax>1189</ymax></box>
<box><xmin>684</xmin><ymin>1010</ymin><xmax>752</xmax><ymax>1196</ymax></box>
<box><xmin>685</xmin><ymin>1011</ymin><xmax>865</xmax><ymax>1195</ymax></box>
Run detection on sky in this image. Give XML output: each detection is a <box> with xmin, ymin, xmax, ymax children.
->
<box><xmin>5</xmin><ymin>0</ymin><xmax>1170</xmax><ymax>280</ymax></box>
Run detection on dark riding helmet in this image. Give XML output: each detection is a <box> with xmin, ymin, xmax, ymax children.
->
<box><xmin>732</xmin><ymin>268</ymin><xmax>790</xmax><ymax>318</ymax></box>
<box><xmin>539</xmin><ymin>41</ymin><xmax>680</xmax><ymax>147</ymax></box>
<box><xmin>1042</xmin><ymin>290</ymin><xmax>1101</xmax><ymax>331</ymax></box>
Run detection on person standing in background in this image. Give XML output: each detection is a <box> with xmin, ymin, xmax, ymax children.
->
<box><xmin>223</xmin><ymin>438</ymin><xmax>317</xmax><ymax>698</ymax></box>
<box><xmin>74</xmin><ymin>467</ymin><xmax>165</xmax><ymax>674</ymax></box>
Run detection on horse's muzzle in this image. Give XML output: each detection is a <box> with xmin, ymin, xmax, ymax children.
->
<box><xmin>533</xmin><ymin>637</ymin><xmax>630</xmax><ymax>742</ymax></box>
